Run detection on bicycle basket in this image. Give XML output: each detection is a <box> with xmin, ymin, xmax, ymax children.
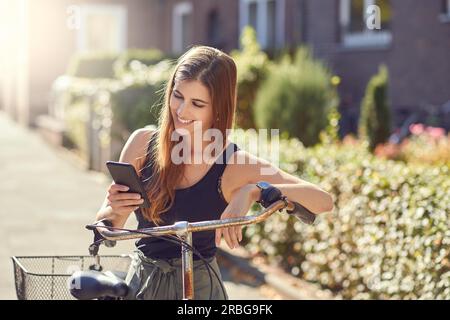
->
<box><xmin>11</xmin><ymin>255</ymin><xmax>131</xmax><ymax>300</ymax></box>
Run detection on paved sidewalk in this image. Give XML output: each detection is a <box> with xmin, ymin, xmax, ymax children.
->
<box><xmin>0</xmin><ymin>111</ymin><xmax>267</xmax><ymax>300</ymax></box>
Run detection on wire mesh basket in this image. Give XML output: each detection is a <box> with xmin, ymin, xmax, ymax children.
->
<box><xmin>12</xmin><ymin>255</ymin><xmax>131</xmax><ymax>300</ymax></box>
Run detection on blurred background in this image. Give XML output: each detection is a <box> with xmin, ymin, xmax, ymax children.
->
<box><xmin>0</xmin><ymin>0</ymin><xmax>449</xmax><ymax>300</ymax></box>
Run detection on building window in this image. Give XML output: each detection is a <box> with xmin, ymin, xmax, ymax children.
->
<box><xmin>340</xmin><ymin>0</ymin><xmax>392</xmax><ymax>48</ymax></box>
<box><xmin>239</xmin><ymin>0</ymin><xmax>285</xmax><ymax>49</ymax></box>
<box><xmin>248</xmin><ymin>1</ymin><xmax>258</xmax><ymax>31</ymax></box>
<box><xmin>266</xmin><ymin>0</ymin><xmax>276</xmax><ymax>48</ymax></box>
<box><xmin>440</xmin><ymin>0</ymin><xmax>450</xmax><ymax>22</ymax></box>
<box><xmin>207</xmin><ymin>9</ymin><xmax>221</xmax><ymax>48</ymax></box>
<box><xmin>172</xmin><ymin>2</ymin><xmax>193</xmax><ymax>54</ymax></box>
<box><xmin>294</xmin><ymin>0</ymin><xmax>306</xmax><ymax>44</ymax></box>
<box><xmin>77</xmin><ymin>4</ymin><xmax>127</xmax><ymax>53</ymax></box>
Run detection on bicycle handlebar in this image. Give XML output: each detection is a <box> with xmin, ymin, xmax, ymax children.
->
<box><xmin>87</xmin><ymin>198</ymin><xmax>316</xmax><ymax>242</ymax></box>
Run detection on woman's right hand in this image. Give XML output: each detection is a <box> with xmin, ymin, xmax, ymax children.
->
<box><xmin>106</xmin><ymin>183</ymin><xmax>144</xmax><ymax>217</ymax></box>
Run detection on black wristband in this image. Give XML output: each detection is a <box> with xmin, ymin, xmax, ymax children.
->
<box><xmin>258</xmin><ymin>185</ymin><xmax>283</xmax><ymax>208</ymax></box>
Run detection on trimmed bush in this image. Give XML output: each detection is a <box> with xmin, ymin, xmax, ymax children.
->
<box><xmin>231</xmin><ymin>27</ymin><xmax>270</xmax><ymax>129</ymax></box>
<box><xmin>253</xmin><ymin>47</ymin><xmax>339</xmax><ymax>147</ymax></box>
<box><xmin>358</xmin><ymin>65</ymin><xmax>392</xmax><ymax>151</ymax></box>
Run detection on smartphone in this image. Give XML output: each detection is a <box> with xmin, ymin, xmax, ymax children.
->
<box><xmin>105</xmin><ymin>161</ymin><xmax>150</xmax><ymax>208</ymax></box>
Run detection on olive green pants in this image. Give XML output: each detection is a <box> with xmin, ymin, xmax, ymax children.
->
<box><xmin>124</xmin><ymin>250</ymin><xmax>229</xmax><ymax>300</ymax></box>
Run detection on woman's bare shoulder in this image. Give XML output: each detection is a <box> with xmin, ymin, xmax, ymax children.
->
<box><xmin>221</xmin><ymin>148</ymin><xmax>299</xmax><ymax>202</ymax></box>
<box><xmin>223</xmin><ymin>148</ymin><xmax>258</xmax><ymax>173</ymax></box>
<box><xmin>119</xmin><ymin>127</ymin><xmax>156</xmax><ymax>170</ymax></box>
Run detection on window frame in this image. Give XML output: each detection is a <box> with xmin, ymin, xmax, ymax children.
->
<box><xmin>207</xmin><ymin>9</ymin><xmax>221</xmax><ymax>47</ymax></box>
<box><xmin>239</xmin><ymin>0</ymin><xmax>285</xmax><ymax>49</ymax></box>
<box><xmin>172</xmin><ymin>1</ymin><xmax>193</xmax><ymax>54</ymax></box>
<box><xmin>439</xmin><ymin>0</ymin><xmax>450</xmax><ymax>23</ymax></box>
<box><xmin>340</xmin><ymin>0</ymin><xmax>392</xmax><ymax>49</ymax></box>
<box><xmin>76</xmin><ymin>4</ymin><xmax>127</xmax><ymax>53</ymax></box>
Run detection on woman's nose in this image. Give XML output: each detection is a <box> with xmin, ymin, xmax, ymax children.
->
<box><xmin>176</xmin><ymin>102</ymin><xmax>188</xmax><ymax>118</ymax></box>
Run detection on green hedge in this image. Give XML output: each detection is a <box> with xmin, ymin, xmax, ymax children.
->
<box><xmin>238</xmin><ymin>131</ymin><xmax>450</xmax><ymax>299</ymax></box>
<box><xmin>67</xmin><ymin>52</ymin><xmax>119</xmax><ymax>79</ymax></box>
<box><xmin>63</xmin><ymin>97</ymin><xmax>90</xmax><ymax>159</ymax></box>
<box><xmin>66</xmin><ymin>49</ymin><xmax>172</xmax><ymax>79</ymax></box>
<box><xmin>111</xmin><ymin>83</ymin><xmax>163</xmax><ymax>133</ymax></box>
<box><xmin>110</xmin><ymin>59</ymin><xmax>173</xmax><ymax>133</ymax></box>
<box><xmin>113</xmin><ymin>48</ymin><xmax>169</xmax><ymax>78</ymax></box>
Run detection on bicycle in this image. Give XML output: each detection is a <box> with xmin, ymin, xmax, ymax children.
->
<box><xmin>12</xmin><ymin>197</ymin><xmax>316</xmax><ymax>300</ymax></box>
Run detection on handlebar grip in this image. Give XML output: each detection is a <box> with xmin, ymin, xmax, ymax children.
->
<box><xmin>286</xmin><ymin>201</ymin><xmax>316</xmax><ymax>225</ymax></box>
<box><xmin>87</xmin><ymin>219</ymin><xmax>117</xmax><ymax>248</ymax></box>
<box><xmin>104</xmin><ymin>240</ymin><xmax>117</xmax><ymax>248</ymax></box>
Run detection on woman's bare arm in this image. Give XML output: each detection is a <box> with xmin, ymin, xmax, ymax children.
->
<box><xmin>217</xmin><ymin>150</ymin><xmax>333</xmax><ymax>249</ymax></box>
<box><xmin>222</xmin><ymin>150</ymin><xmax>333</xmax><ymax>214</ymax></box>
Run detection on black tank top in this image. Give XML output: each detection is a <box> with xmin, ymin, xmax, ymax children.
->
<box><xmin>134</xmin><ymin>133</ymin><xmax>240</xmax><ymax>260</ymax></box>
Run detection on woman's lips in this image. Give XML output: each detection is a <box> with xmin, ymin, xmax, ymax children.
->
<box><xmin>176</xmin><ymin>114</ymin><xmax>194</xmax><ymax>125</ymax></box>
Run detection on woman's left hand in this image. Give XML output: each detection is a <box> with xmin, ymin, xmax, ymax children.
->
<box><xmin>215</xmin><ymin>184</ymin><xmax>258</xmax><ymax>249</ymax></box>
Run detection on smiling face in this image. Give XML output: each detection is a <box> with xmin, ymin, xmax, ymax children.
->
<box><xmin>170</xmin><ymin>79</ymin><xmax>214</xmax><ymax>136</ymax></box>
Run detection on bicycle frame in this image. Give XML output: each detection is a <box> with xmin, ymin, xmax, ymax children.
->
<box><xmin>88</xmin><ymin>198</ymin><xmax>295</xmax><ymax>300</ymax></box>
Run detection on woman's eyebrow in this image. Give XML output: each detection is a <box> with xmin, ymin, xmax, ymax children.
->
<box><xmin>174</xmin><ymin>89</ymin><xmax>208</xmax><ymax>104</ymax></box>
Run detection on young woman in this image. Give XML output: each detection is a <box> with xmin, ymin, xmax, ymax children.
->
<box><xmin>95</xmin><ymin>45</ymin><xmax>333</xmax><ymax>300</ymax></box>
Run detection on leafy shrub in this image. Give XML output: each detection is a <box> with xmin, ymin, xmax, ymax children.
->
<box><xmin>358</xmin><ymin>65</ymin><xmax>391</xmax><ymax>151</ymax></box>
<box><xmin>235</xmin><ymin>130</ymin><xmax>450</xmax><ymax>299</ymax></box>
<box><xmin>253</xmin><ymin>47</ymin><xmax>339</xmax><ymax>147</ymax></box>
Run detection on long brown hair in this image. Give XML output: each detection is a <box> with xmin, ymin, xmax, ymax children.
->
<box><xmin>140</xmin><ymin>45</ymin><xmax>237</xmax><ymax>224</ymax></box>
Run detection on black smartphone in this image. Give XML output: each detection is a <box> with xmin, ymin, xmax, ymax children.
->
<box><xmin>106</xmin><ymin>161</ymin><xmax>150</xmax><ymax>208</ymax></box>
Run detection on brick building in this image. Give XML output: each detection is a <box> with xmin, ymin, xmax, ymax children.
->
<box><xmin>1</xmin><ymin>0</ymin><xmax>449</xmax><ymax>133</ymax></box>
